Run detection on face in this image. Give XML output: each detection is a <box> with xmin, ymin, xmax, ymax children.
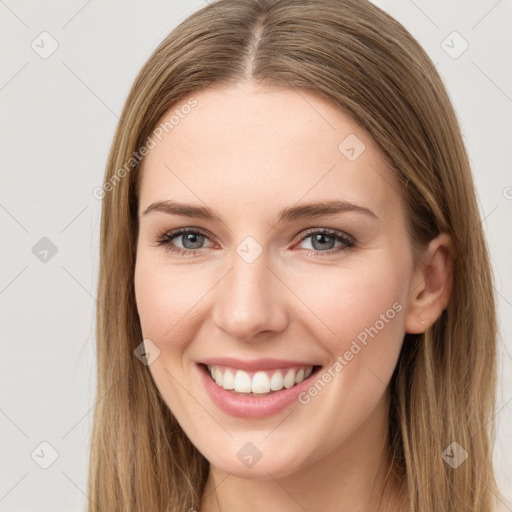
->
<box><xmin>134</xmin><ymin>82</ymin><xmax>417</xmax><ymax>479</ymax></box>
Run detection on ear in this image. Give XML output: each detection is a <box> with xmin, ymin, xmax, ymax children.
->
<box><xmin>405</xmin><ymin>233</ymin><xmax>454</xmax><ymax>334</ymax></box>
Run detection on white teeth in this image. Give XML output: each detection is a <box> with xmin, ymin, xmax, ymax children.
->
<box><xmin>234</xmin><ymin>370</ymin><xmax>252</xmax><ymax>393</ymax></box>
<box><xmin>214</xmin><ymin>367</ymin><xmax>223</xmax><ymax>387</ymax></box>
<box><xmin>206</xmin><ymin>364</ymin><xmax>315</xmax><ymax>394</ymax></box>
<box><xmin>222</xmin><ymin>369</ymin><xmax>235</xmax><ymax>390</ymax></box>
<box><xmin>294</xmin><ymin>368</ymin><xmax>305</xmax><ymax>384</ymax></box>
<box><xmin>283</xmin><ymin>369</ymin><xmax>296</xmax><ymax>388</ymax></box>
<box><xmin>251</xmin><ymin>371</ymin><xmax>271</xmax><ymax>394</ymax></box>
<box><xmin>269</xmin><ymin>370</ymin><xmax>284</xmax><ymax>391</ymax></box>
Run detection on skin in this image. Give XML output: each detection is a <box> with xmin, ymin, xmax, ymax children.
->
<box><xmin>134</xmin><ymin>81</ymin><xmax>453</xmax><ymax>512</ymax></box>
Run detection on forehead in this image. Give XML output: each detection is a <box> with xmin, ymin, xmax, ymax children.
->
<box><xmin>138</xmin><ymin>82</ymin><xmax>401</xmax><ymax>219</ymax></box>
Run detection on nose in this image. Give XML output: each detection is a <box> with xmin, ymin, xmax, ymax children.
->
<box><xmin>212</xmin><ymin>246</ymin><xmax>288</xmax><ymax>342</ymax></box>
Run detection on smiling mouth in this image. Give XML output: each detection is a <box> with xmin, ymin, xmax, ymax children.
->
<box><xmin>200</xmin><ymin>363</ymin><xmax>322</xmax><ymax>396</ymax></box>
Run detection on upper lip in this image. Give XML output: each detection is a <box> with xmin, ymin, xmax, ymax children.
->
<box><xmin>199</xmin><ymin>357</ymin><xmax>319</xmax><ymax>372</ymax></box>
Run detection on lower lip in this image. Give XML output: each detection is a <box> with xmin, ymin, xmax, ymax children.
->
<box><xmin>197</xmin><ymin>363</ymin><xmax>320</xmax><ymax>419</ymax></box>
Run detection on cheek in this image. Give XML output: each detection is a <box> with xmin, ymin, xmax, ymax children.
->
<box><xmin>133</xmin><ymin>255</ymin><xmax>202</xmax><ymax>411</ymax></box>
<box><xmin>134</xmin><ymin>263</ymin><xmax>168</xmax><ymax>340</ymax></box>
<box><xmin>296</xmin><ymin>255</ymin><xmax>410</xmax><ymax>354</ymax></box>
<box><xmin>134</xmin><ymin>254</ymin><xmax>208</xmax><ymax>342</ymax></box>
<box><xmin>281</xmin><ymin>257</ymin><xmax>410</xmax><ymax>456</ymax></box>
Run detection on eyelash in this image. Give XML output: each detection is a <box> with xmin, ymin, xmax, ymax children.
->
<box><xmin>154</xmin><ymin>227</ymin><xmax>356</xmax><ymax>258</ymax></box>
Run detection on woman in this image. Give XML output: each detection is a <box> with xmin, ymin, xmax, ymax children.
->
<box><xmin>88</xmin><ymin>0</ymin><xmax>501</xmax><ymax>510</ymax></box>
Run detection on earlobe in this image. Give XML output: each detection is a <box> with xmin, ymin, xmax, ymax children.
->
<box><xmin>405</xmin><ymin>233</ymin><xmax>454</xmax><ymax>334</ymax></box>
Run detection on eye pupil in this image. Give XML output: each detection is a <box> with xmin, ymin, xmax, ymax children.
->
<box><xmin>183</xmin><ymin>232</ymin><xmax>204</xmax><ymax>249</ymax></box>
<box><xmin>311</xmin><ymin>233</ymin><xmax>335</xmax><ymax>250</ymax></box>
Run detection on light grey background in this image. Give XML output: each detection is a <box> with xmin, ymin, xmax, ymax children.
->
<box><xmin>0</xmin><ymin>1</ymin><xmax>510</xmax><ymax>510</ymax></box>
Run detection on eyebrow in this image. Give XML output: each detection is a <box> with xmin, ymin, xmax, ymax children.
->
<box><xmin>142</xmin><ymin>199</ymin><xmax>378</xmax><ymax>223</ymax></box>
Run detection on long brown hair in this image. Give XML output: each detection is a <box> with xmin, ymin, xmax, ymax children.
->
<box><xmin>88</xmin><ymin>0</ymin><xmax>499</xmax><ymax>510</ymax></box>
